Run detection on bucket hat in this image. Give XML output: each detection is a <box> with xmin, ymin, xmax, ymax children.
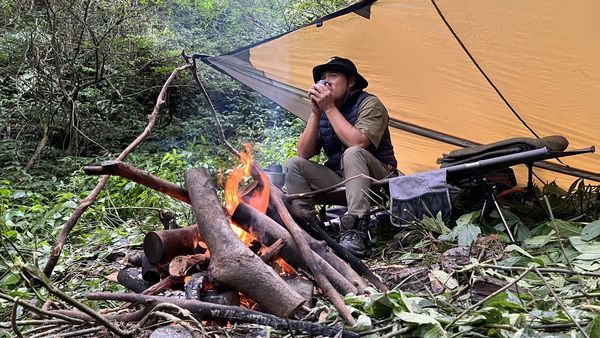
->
<box><xmin>312</xmin><ymin>56</ymin><xmax>368</xmax><ymax>89</ymax></box>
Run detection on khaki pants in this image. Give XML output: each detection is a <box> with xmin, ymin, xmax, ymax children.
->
<box><xmin>284</xmin><ymin>146</ymin><xmax>391</xmax><ymax>219</ymax></box>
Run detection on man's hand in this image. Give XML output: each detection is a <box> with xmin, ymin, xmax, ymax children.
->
<box><xmin>309</xmin><ymin>82</ymin><xmax>336</xmax><ymax>113</ymax></box>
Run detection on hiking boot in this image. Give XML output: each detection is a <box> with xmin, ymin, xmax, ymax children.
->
<box><xmin>339</xmin><ymin>214</ymin><xmax>369</xmax><ymax>257</ymax></box>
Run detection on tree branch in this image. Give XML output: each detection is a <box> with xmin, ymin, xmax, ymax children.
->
<box><xmin>43</xmin><ymin>62</ymin><xmax>192</xmax><ymax>278</ymax></box>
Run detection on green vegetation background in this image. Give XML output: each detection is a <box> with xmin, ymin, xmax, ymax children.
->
<box><xmin>0</xmin><ymin>0</ymin><xmax>350</xmax><ymax>302</ymax></box>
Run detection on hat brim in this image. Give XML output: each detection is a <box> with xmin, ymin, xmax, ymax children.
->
<box><xmin>312</xmin><ymin>64</ymin><xmax>369</xmax><ymax>89</ymax></box>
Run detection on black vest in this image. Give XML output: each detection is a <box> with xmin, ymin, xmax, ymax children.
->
<box><xmin>319</xmin><ymin>90</ymin><xmax>397</xmax><ymax>173</ymax></box>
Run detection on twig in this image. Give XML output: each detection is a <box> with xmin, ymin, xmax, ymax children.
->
<box><xmin>532</xmin><ymin>267</ymin><xmax>589</xmax><ymax>338</ymax></box>
<box><xmin>544</xmin><ymin>195</ymin><xmax>574</xmax><ymax>270</ymax></box>
<box><xmin>28</xmin><ymin>325</ymin><xmax>68</xmax><ymax>338</ymax></box>
<box><xmin>380</xmin><ymin>326</ymin><xmax>411</xmax><ymax>338</ymax></box>
<box><xmin>140</xmin><ymin>311</ymin><xmax>201</xmax><ymax>338</ymax></box>
<box><xmin>43</xmin><ymin>62</ymin><xmax>192</xmax><ymax>278</ymax></box>
<box><xmin>11</xmin><ymin>297</ymin><xmax>25</xmax><ymax>338</ymax></box>
<box><xmin>0</xmin><ymin>292</ymin><xmax>84</xmax><ymax>324</ymax></box>
<box><xmin>87</xmin><ymin>292</ymin><xmax>359</xmax><ymax>338</ymax></box>
<box><xmin>444</xmin><ymin>266</ymin><xmax>534</xmax><ymax>330</ymax></box>
<box><xmin>54</xmin><ymin>327</ymin><xmax>103</xmax><ymax>337</ymax></box>
<box><xmin>478</xmin><ymin>264</ymin><xmax>600</xmax><ymax>277</ymax></box>
<box><xmin>285</xmin><ymin>173</ymin><xmax>389</xmax><ymax>200</ymax></box>
<box><xmin>21</xmin><ymin>263</ymin><xmax>131</xmax><ymax>337</ymax></box>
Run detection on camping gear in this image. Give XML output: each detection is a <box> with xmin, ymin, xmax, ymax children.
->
<box><xmin>202</xmin><ymin>0</ymin><xmax>600</xmax><ymax>187</ymax></box>
<box><xmin>389</xmin><ymin>169</ymin><xmax>453</xmax><ymax>226</ymax></box>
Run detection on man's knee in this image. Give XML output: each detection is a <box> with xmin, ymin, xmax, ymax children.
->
<box><xmin>284</xmin><ymin>156</ymin><xmax>310</xmax><ymax>174</ymax></box>
<box><xmin>342</xmin><ymin>146</ymin><xmax>369</xmax><ymax>163</ymax></box>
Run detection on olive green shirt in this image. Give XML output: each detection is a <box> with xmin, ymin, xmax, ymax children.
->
<box><xmin>354</xmin><ymin>95</ymin><xmax>389</xmax><ymax>148</ymax></box>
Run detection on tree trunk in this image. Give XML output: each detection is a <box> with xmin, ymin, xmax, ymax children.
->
<box><xmin>24</xmin><ymin>124</ymin><xmax>49</xmax><ymax>171</ymax></box>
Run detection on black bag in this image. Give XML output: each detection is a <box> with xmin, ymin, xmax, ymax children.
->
<box><xmin>389</xmin><ymin>169</ymin><xmax>453</xmax><ymax>227</ymax></box>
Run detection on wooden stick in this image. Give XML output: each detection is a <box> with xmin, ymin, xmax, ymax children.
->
<box><xmin>43</xmin><ymin>63</ymin><xmax>192</xmax><ymax>278</ymax></box>
<box><xmin>259</xmin><ymin>238</ymin><xmax>286</xmax><ymax>263</ymax></box>
<box><xmin>269</xmin><ymin>186</ymin><xmax>356</xmax><ymax>326</ymax></box>
<box><xmin>84</xmin><ymin>160</ymin><xmax>190</xmax><ymax>204</ymax></box>
<box><xmin>186</xmin><ymin>168</ymin><xmax>305</xmax><ymax>318</ymax></box>
<box><xmin>87</xmin><ymin>292</ymin><xmax>359</xmax><ymax>338</ymax></box>
<box><xmin>478</xmin><ymin>264</ymin><xmax>600</xmax><ymax>277</ymax></box>
<box><xmin>22</xmin><ymin>263</ymin><xmax>131</xmax><ymax>337</ymax></box>
<box><xmin>533</xmin><ymin>268</ymin><xmax>589</xmax><ymax>338</ymax></box>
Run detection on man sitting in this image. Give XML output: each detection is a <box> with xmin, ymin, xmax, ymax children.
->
<box><xmin>284</xmin><ymin>57</ymin><xmax>398</xmax><ymax>257</ymax></box>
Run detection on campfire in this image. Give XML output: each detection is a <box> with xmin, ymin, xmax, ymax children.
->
<box><xmin>92</xmin><ymin>143</ymin><xmax>382</xmax><ymax>331</ymax></box>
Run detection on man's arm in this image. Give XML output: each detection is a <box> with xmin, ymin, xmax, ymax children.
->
<box><xmin>309</xmin><ymin>83</ymin><xmax>370</xmax><ymax>149</ymax></box>
<box><xmin>324</xmin><ymin>107</ymin><xmax>370</xmax><ymax>148</ymax></box>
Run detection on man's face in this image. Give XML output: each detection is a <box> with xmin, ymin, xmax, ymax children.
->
<box><xmin>321</xmin><ymin>71</ymin><xmax>356</xmax><ymax>102</ymax></box>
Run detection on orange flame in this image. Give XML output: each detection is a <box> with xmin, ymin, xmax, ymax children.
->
<box><xmin>224</xmin><ymin>144</ymin><xmax>265</xmax><ymax>244</ymax></box>
<box><xmin>224</xmin><ymin>144</ymin><xmax>293</xmax><ymax>275</ymax></box>
<box><xmin>275</xmin><ymin>258</ymin><xmax>297</xmax><ymax>276</ymax></box>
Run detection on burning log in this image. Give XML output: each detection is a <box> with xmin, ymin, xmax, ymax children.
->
<box><xmin>232</xmin><ymin>201</ymin><xmax>359</xmax><ymax>295</ymax></box>
<box><xmin>185</xmin><ymin>168</ymin><xmax>305</xmax><ymax>318</ymax></box>
<box><xmin>143</xmin><ymin>226</ymin><xmax>203</xmax><ymax>264</ymax></box>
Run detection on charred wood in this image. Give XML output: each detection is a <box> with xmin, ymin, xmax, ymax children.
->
<box><xmin>117</xmin><ymin>268</ymin><xmax>152</xmax><ymax>294</ymax></box>
<box><xmin>87</xmin><ymin>292</ymin><xmax>359</xmax><ymax>338</ymax></box>
<box><xmin>144</xmin><ymin>226</ymin><xmax>203</xmax><ymax>264</ymax></box>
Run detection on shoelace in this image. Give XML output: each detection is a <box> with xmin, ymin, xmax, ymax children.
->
<box><xmin>340</xmin><ymin>229</ymin><xmax>364</xmax><ymax>241</ymax></box>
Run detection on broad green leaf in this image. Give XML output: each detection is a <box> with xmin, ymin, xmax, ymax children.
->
<box><xmin>573</xmin><ymin>253</ymin><xmax>600</xmax><ymax>261</ymax></box>
<box><xmin>484</xmin><ymin>291</ymin><xmax>525</xmax><ymax>312</ymax></box>
<box><xmin>441</xmin><ymin>222</ymin><xmax>481</xmax><ymax>246</ymax></box>
<box><xmin>582</xmin><ymin>220</ymin><xmax>600</xmax><ymax>241</ymax></box>
<box><xmin>570</xmin><ymin>236</ymin><xmax>600</xmax><ymax>254</ymax></box>
<box><xmin>548</xmin><ymin>219</ymin><xmax>582</xmax><ymax>237</ymax></box>
<box><xmin>480</xmin><ymin>307</ymin><xmax>505</xmax><ymax>324</ymax></box>
<box><xmin>588</xmin><ymin>315</ymin><xmax>600</xmax><ymax>338</ymax></box>
<box><xmin>523</xmin><ymin>235</ymin><xmax>553</xmax><ymax>248</ymax></box>
<box><xmin>416</xmin><ymin>323</ymin><xmax>448</xmax><ymax>338</ymax></box>
<box><xmin>363</xmin><ymin>292</ymin><xmax>402</xmax><ymax>317</ymax></box>
<box><xmin>352</xmin><ymin>314</ymin><xmax>372</xmax><ymax>331</ymax></box>
<box><xmin>504</xmin><ymin>244</ymin><xmax>534</xmax><ymax>258</ymax></box>
<box><xmin>62</xmin><ymin>200</ymin><xmax>78</xmax><ymax>209</ymax></box>
<box><xmin>0</xmin><ymin>273</ymin><xmax>20</xmax><ymax>286</ymax></box>
<box><xmin>396</xmin><ymin>311</ymin><xmax>438</xmax><ymax>325</ymax></box>
<box><xmin>455</xmin><ymin>211</ymin><xmax>480</xmax><ymax>227</ymax></box>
